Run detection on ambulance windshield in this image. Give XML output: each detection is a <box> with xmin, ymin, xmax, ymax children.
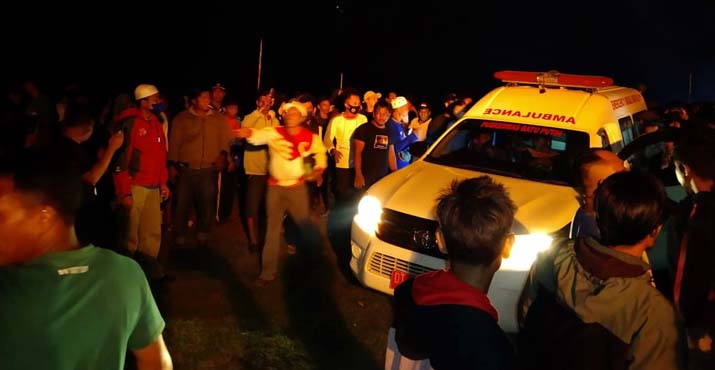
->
<box><xmin>426</xmin><ymin>119</ymin><xmax>590</xmax><ymax>185</ymax></box>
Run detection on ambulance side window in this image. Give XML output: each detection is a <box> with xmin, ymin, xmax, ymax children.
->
<box><xmin>619</xmin><ymin>116</ymin><xmax>635</xmax><ymax>145</ymax></box>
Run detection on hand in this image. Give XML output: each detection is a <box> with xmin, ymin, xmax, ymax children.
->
<box><xmin>354</xmin><ymin>173</ymin><xmax>365</xmax><ymax>189</ymax></box>
<box><xmin>268</xmin><ymin>137</ymin><xmax>294</xmax><ymax>160</ymax></box>
<box><xmin>108</xmin><ymin>131</ymin><xmax>124</xmax><ymax>152</ymax></box>
<box><xmin>235</xmin><ymin>127</ymin><xmax>252</xmax><ymax>139</ymax></box>
<box><xmin>332</xmin><ymin>149</ymin><xmax>343</xmax><ymax>163</ymax></box>
<box><xmin>228</xmin><ymin>161</ymin><xmax>236</xmax><ymax>173</ymax></box>
<box><xmin>160</xmin><ymin>184</ymin><xmax>171</xmax><ymax>200</ymax></box>
<box><xmin>120</xmin><ymin>195</ymin><xmax>133</xmax><ymax>209</ymax></box>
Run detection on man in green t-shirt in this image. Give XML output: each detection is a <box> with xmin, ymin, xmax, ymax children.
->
<box><xmin>0</xmin><ymin>151</ymin><xmax>172</xmax><ymax>370</ymax></box>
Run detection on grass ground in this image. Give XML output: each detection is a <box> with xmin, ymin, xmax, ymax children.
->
<box><xmin>147</xmin><ymin>205</ymin><xmax>393</xmax><ymax>370</ymax></box>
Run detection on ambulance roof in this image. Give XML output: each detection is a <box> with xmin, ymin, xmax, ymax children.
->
<box><xmin>465</xmin><ymin>76</ymin><xmax>647</xmax><ymax>135</ymax></box>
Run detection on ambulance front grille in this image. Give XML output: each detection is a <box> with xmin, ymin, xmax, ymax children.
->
<box><xmin>376</xmin><ymin>208</ymin><xmax>444</xmax><ymax>259</ymax></box>
<box><xmin>368</xmin><ymin>252</ymin><xmax>436</xmax><ymax>278</ymax></box>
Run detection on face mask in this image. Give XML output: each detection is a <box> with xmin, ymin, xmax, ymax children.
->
<box><xmin>346</xmin><ymin>105</ymin><xmax>360</xmax><ymax>114</ymax></box>
<box><xmin>151</xmin><ymin>102</ymin><xmax>165</xmax><ymax>115</ymax></box>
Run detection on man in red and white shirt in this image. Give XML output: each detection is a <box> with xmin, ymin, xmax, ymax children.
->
<box><xmin>236</xmin><ymin>102</ymin><xmax>327</xmax><ymax>285</ymax></box>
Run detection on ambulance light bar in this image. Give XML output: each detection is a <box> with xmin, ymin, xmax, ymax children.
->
<box><xmin>494</xmin><ymin>70</ymin><xmax>614</xmax><ymax>88</ymax></box>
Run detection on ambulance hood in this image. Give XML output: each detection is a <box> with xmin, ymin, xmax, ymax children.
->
<box><xmin>367</xmin><ymin>160</ymin><xmax>579</xmax><ymax>233</ymax></box>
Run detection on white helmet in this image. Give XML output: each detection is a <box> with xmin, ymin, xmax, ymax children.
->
<box><xmin>134</xmin><ymin>84</ymin><xmax>159</xmax><ymax>100</ymax></box>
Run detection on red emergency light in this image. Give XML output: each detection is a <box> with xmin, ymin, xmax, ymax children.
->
<box><xmin>494</xmin><ymin>70</ymin><xmax>614</xmax><ymax>88</ymax></box>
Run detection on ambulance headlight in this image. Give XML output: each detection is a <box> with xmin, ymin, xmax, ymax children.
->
<box><xmin>355</xmin><ymin>195</ymin><xmax>383</xmax><ymax>235</ymax></box>
<box><xmin>500</xmin><ymin>233</ymin><xmax>553</xmax><ymax>271</ymax></box>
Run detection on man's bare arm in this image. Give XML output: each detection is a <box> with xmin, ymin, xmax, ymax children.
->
<box><xmin>133</xmin><ymin>334</ymin><xmax>172</xmax><ymax>370</ymax></box>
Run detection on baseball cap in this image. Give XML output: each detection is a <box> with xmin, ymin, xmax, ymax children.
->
<box><xmin>417</xmin><ymin>102</ymin><xmax>431</xmax><ymax>111</ymax></box>
<box><xmin>212</xmin><ymin>83</ymin><xmax>226</xmax><ymax>91</ymax></box>
<box><xmin>391</xmin><ymin>96</ymin><xmax>408</xmax><ymax>109</ymax></box>
<box><xmin>363</xmin><ymin>90</ymin><xmax>382</xmax><ymax>101</ymax></box>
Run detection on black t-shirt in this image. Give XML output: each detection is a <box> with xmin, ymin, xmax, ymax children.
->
<box><xmin>51</xmin><ymin>136</ymin><xmax>94</xmax><ymax>200</ymax></box>
<box><xmin>352</xmin><ymin>122</ymin><xmax>399</xmax><ymax>185</ymax></box>
<box><xmin>314</xmin><ymin>114</ymin><xmax>330</xmax><ymax>140</ymax></box>
<box><xmin>55</xmin><ymin>136</ymin><xmax>92</xmax><ymax>175</ymax></box>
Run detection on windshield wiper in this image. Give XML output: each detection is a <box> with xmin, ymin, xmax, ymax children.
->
<box><xmin>529</xmin><ymin>178</ymin><xmax>569</xmax><ymax>186</ymax></box>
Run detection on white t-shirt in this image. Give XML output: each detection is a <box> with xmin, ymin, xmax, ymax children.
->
<box><xmin>323</xmin><ymin>113</ymin><xmax>367</xmax><ymax>169</ymax></box>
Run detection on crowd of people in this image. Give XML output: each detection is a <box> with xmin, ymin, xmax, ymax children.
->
<box><xmin>0</xmin><ymin>80</ymin><xmax>465</xmax><ymax>369</ymax></box>
<box><xmin>0</xmin><ymin>79</ymin><xmax>713</xmax><ymax>369</ymax></box>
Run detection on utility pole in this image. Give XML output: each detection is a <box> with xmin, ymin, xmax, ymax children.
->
<box><xmin>257</xmin><ymin>38</ymin><xmax>263</xmax><ymax>91</ymax></box>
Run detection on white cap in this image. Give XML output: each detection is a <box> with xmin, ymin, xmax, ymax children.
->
<box><xmin>134</xmin><ymin>84</ymin><xmax>159</xmax><ymax>100</ymax></box>
<box><xmin>363</xmin><ymin>90</ymin><xmax>382</xmax><ymax>101</ymax></box>
<box><xmin>391</xmin><ymin>96</ymin><xmax>408</xmax><ymax>109</ymax></box>
<box><xmin>282</xmin><ymin>102</ymin><xmax>308</xmax><ymax>117</ymax></box>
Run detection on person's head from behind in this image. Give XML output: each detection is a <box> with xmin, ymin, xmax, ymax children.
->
<box><xmin>673</xmin><ymin>127</ymin><xmax>715</xmax><ymax>194</ymax></box>
<box><xmin>0</xmin><ymin>151</ymin><xmax>82</xmax><ymax>266</ymax></box>
<box><xmin>448</xmin><ymin>99</ymin><xmax>467</xmax><ymax>119</ymax></box>
<box><xmin>594</xmin><ymin>171</ymin><xmax>665</xmax><ymax>249</ymax></box>
<box><xmin>62</xmin><ymin>107</ymin><xmax>95</xmax><ymax>143</ymax></box>
<box><xmin>572</xmin><ymin>149</ymin><xmax>627</xmax><ymax>213</ymax></box>
<box><xmin>436</xmin><ymin>176</ymin><xmax>516</xmax><ymax>271</ymax></box>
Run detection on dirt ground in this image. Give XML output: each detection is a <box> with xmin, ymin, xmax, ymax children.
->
<box><xmin>149</xmin><ymin>205</ymin><xmax>393</xmax><ymax>370</ymax></box>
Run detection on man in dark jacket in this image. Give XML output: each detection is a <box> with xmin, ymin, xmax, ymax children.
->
<box><xmin>390</xmin><ymin>176</ymin><xmax>517</xmax><ymax>370</ymax></box>
<box><xmin>169</xmin><ymin>88</ymin><xmax>232</xmax><ymax>248</ymax></box>
<box><xmin>518</xmin><ymin>171</ymin><xmax>686</xmax><ymax>370</ymax></box>
<box><xmin>672</xmin><ymin>127</ymin><xmax>715</xmax><ymax>367</ymax></box>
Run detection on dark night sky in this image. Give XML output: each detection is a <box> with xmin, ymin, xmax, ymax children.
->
<box><xmin>2</xmin><ymin>0</ymin><xmax>713</xmax><ymax>107</ymax></box>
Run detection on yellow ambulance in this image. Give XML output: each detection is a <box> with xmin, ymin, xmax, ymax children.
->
<box><xmin>350</xmin><ymin>70</ymin><xmax>649</xmax><ymax>333</ymax></box>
